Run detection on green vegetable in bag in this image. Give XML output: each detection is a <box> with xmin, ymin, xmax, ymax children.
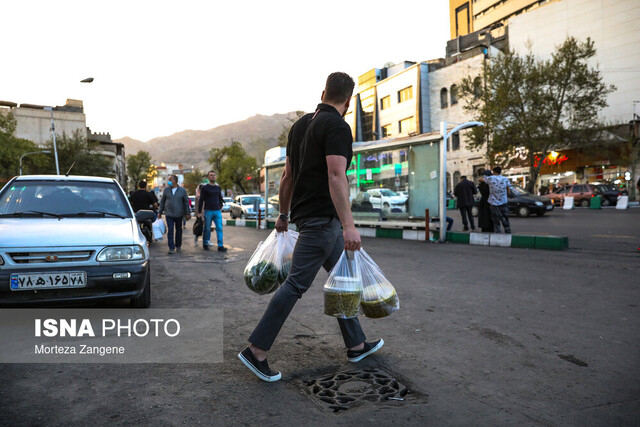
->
<box><xmin>244</xmin><ymin>259</ymin><xmax>279</xmax><ymax>295</ymax></box>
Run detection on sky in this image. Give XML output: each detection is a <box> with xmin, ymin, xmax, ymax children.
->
<box><xmin>3</xmin><ymin>0</ymin><xmax>450</xmax><ymax>142</ymax></box>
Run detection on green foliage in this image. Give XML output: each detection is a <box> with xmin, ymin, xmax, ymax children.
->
<box><xmin>277</xmin><ymin>110</ymin><xmax>306</xmax><ymax>147</ymax></box>
<box><xmin>43</xmin><ymin>129</ymin><xmax>113</xmax><ymax>177</ymax></box>
<box><xmin>183</xmin><ymin>168</ymin><xmax>206</xmax><ymax>195</ymax></box>
<box><xmin>459</xmin><ymin>37</ymin><xmax>615</xmax><ymax>191</ymax></box>
<box><xmin>126</xmin><ymin>150</ymin><xmax>153</xmax><ymax>190</ymax></box>
<box><xmin>208</xmin><ymin>141</ymin><xmax>258</xmax><ymax>194</ymax></box>
<box><xmin>0</xmin><ymin>110</ymin><xmax>47</xmax><ymax>179</ymax></box>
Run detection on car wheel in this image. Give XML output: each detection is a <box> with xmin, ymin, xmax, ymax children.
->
<box><xmin>239</xmin><ymin>211</ymin><xmax>244</xmax><ymax>219</ymax></box>
<box><xmin>601</xmin><ymin>198</ymin><xmax>610</xmax><ymax>206</ymax></box>
<box><xmin>230</xmin><ymin>211</ymin><xmax>236</xmax><ymax>219</ymax></box>
<box><xmin>383</xmin><ymin>202</ymin><xmax>390</xmax><ymax>209</ymax></box>
<box><xmin>131</xmin><ymin>265</ymin><xmax>151</xmax><ymax>308</ymax></box>
<box><xmin>517</xmin><ymin>206</ymin><xmax>530</xmax><ymax>217</ymax></box>
<box><xmin>580</xmin><ymin>199</ymin><xmax>590</xmax><ymax>208</ymax></box>
<box><xmin>471</xmin><ymin>206</ymin><xmax>479</xmax><ymax>217</ymax></box>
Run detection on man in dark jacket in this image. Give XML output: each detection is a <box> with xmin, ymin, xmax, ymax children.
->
<box><xmin>453</xmin><ymin>175</ymin><xmax>477</xmax><ymax>231</ymax></box>
<box><xmin>158</xmin><ymin>175</ymin><xmax>191</xmax><ymax>254</ymax></box>
<box><xmin>197</xmin><ymin>171</ymin><xmax>226</xmax><ymax>252</ymax></box>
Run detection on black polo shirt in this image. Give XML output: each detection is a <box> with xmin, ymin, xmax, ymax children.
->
<box><xmin>129</xmin><ymin>189</ymin><xmax>158</xmax><ymax>212</ymax></box>
<box><xmin>287</xmin><ymin>103</ymin><xmax>353</xmax><ymax>223</ymax></box>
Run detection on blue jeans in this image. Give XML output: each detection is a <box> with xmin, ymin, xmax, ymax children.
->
<box><xmin>203</xmin><ymin>210</ymin><xmax>223</xmax><ymax>248</ymax></box>
<box><xmin>165</xmin><ymin>216</ymin><xmax>183</xmax><ymax>250</ymax></box>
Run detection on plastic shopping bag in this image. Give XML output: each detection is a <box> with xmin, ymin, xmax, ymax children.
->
<box><xmin>244</xmin><ymin>230</ymin><xmax>299</xmax><ymax>295</ymax></box>
<box><xmin>323</xmin><ymin>250</ymin><xmax>362</xmax><ymax>319</ymax></box>
<box><xmin>152</xmin><ymin>218</ymin><xmax>166</xmax><ymax>241</ymax></box>
<box><xmin>357</xmin><ymin>248</ymin><xmax>399</xmax><ymax>319</ymax></box>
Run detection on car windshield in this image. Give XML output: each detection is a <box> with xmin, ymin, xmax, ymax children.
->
<box><xmin>597</xmin><ymin>184</ymin><xmax>614</xmax><ymax>192</ymax></box>
<box><xmin>510</xmin><ymin>184</ymin><xmax>529</xmax><ymax>196</ymax></box>
<box><xmin>379</xmin><ymin>189</ymin><xmax>398</xmax><ymax>197</ymax></box>
<box><xmin>0</xmin><ymin>180</ymin><xmax>131</xmax><ymax>218</ymax></box>
<box><xmin>241</xmin><ymin>197</ymin><xmax>264</xmax><ymax>205</ymax></box>
<box><xmin>224</xmin><ymin>198</ymin><xmax>232</xmax><ymax>202</ymax></box>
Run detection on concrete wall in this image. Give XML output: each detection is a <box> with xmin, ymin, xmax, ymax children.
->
<box><xmin>13</xmin><ymin>107</ymin><xmax>86</xmax><ymax>146</ymax></box>
<box><xmin>428</xmin><ymin>53</ymin><xmax>487</xmax><ymax>185</ymax></box>
<box><xmin>509</xmin><ymin>0</ymin><xmax>640</xmax><ymax>125</ymax></box>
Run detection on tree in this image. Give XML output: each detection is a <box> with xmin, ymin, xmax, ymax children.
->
<box><xmin>43</xmin><ymin>129</ymin><xmax>113</xmax><ymax>177</ymax></box>
<box><xmin>126</xmin><ymin>150</ymin><xmax>153</xmax><ymax>190</ymax></box>
<box><xmin>0</xmin><ymin>110</ymin><xmax>46</xmax><ymax>180</ymax></box>
<box><xmin>183</xmin><ymin>168</ymin><xmax>206</xmax><ymax>195</ymax></box>
<box><xmin>277</xmin><ymin>110</ymin><xmax>306</xmax><ymax>147</ymax></box>
<box><xmin>459</xmin><ymin>37</ymin><xmax>615</xmax><ymax>192</ymax></box>
<box><xmin>208</xmin><ymin>141</ymin><xmax>258</xmax><ymax>194</ymax></box>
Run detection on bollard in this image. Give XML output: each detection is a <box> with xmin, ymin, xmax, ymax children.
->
<box><xmin>590</xmin><ymin>195</ymin><xmax>601</xmax><ymax>209</ymax></box>
<box><xmin>425</xmin><ymin>209</ymin><xmax>429</xmax><ymax>241</ymax></box>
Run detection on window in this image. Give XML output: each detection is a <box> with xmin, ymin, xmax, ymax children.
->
<box><xmin>450</xmin><ymin>85</ymin><xmax>458</xmax><ymax>105</ymax></box>
<box><xmin>381</xmin><ymin>124</ymin><xmax>392</xmax><ymax>138</ymax></box>
<box><xmin>398</xmin><ymin>86</ymin><xmax>413</xmax><ymax>103</ymax></box>
<box><xmin>399</xmin><ymin>117</ymin><xmax>415</xmax><ymax>134</ymax></box>
<box><xmin>440</xmin><ymin>88</ymin><xmax>448</xmax><ymax>108</ymax></box>
<box><xmin>380</xmin><ymin>96</ymin><xmax>391</xmax><ymax>110</ymax></box>
<box><xmin>453</xmin><ymin>171</ymin><xmax>461</xmax><ymax>184</ymax></box>
<box><xmin>452</xmin><ymin>133</ymin><xmax>460</xmax><ymax>150</ymax></box>
<box><xmin>473</xmin><ymin>77</ymin><xmax>482</xmax><ymax>98</ymax></box>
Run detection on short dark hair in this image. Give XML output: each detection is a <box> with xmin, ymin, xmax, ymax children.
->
<box><xmin>493</xmin><ymin>166</ymin><xmax>502</xmax><ymax>174</ymax></box>
<box><xmin>323</xmin><ymin>72</ymin><xmax>355</xmax><ymax>104</ymax></box>
<box><xmin>460</xmin><ymin>175</ymin><xmax>467</xmax><ymax>180</ymax></box>
<box><xmin>138</xmin><ymin>180</ymin><xmax>147</xmax><ymax>189</ymax></box>
<box><xmin>208</xmin><ymin>170</ymin><xmax>216</xmax><ymax>175</ymax></box>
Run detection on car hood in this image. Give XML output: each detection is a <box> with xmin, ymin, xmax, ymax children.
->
<box><xmin>386</xmin><ymin>196</ymin><xmax>407</xmax><ymax>203</ymax></box>
<box><xmin>512</xmin><ymin>193</ymin><xmax>549</xmax><ymax>203</ymax></box>
<box><xmin>0</xmin><ymin>218</ymin><xmax>137</xmax><ymax>248</ymax></box>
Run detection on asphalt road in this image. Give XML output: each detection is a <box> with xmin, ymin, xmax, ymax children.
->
<box><xmin>447</xmin><ymin>206</ymin><xmax>640</xmax><ymax>254</ymax></box>
<box><xmin>0</xmin><ymin>219</ymin><xmax>638</xmax><ymax>426</ymax></box>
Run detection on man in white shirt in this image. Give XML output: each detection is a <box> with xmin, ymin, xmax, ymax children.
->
<box><xmin>480</xmin><ymin>166</ymin><xmax>512</xmax><ymax>234</ymax></box>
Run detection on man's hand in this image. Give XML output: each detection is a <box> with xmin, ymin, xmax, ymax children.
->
<box><xmin>343</xmin><ymin>225</ymin><xmax>361</xmax><ymax>251</ymax></box>
<box><xmin>157</xmin><ymin>213</ymin><xmax>162</xmax><ymax>219</ymax></box>
<box><xmin>197</xmin><ymin>213</ymin><xmax>203</xmax><ymax>219</ymax></box>
<box><xmin>186</xmin><ymin>214</ymin><xmax>191</xmax><ymax>221</ymax></box>
<box><xmin>275</xmin><ymin>216</ymin><xmax>288</xmax><ymax>232</ymax></box>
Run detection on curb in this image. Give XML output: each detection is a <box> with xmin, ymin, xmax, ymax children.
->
<box><xmin>222</xmin><ymin>220</ymin><xmax>569</xmax><ymax>250</ymax></box>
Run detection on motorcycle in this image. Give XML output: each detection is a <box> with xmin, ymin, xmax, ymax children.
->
<box><xmin>135</xmin><ymin>210</ymin><xmax>156</xmax><ymax>244</ymax></box>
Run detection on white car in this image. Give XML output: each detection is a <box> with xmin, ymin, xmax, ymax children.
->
<box><xmin>366</xmin><ymin>188</ymin><xmax>408</xmax><ymax>212</ymax></box>
<box><xmin>0</xmin><ymin>175</ymin><xmax>151</xmax><ymax>307</ymax></box>
<box><xmin>229</xmin><ymin>195</ymin><xmax>272</xmax><ymax>219</ymax></box>
<box><xmin>222</xmin><ymin>197</ymin><xmax>233</xmax><ymax>213</ymax></box>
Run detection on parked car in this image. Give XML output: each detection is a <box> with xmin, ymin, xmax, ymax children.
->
<box><xmin>228</xmin><ymin>195</ymin><xmax>271</xmax><ymax>219</ymax></box>
<box><xmin>0</xmin><ymin>175</ymin><xmax>151</xmax><ymax>307</ymax></box>
<box><xmin>543</xmin><ymin>184</ymin><xmax>597</xmax><ymax>207</ymax></box>
<box><xmin>592</xmin><ymin>184</ymin><xmax>620</xmax><ymax>206</ymax></box>
<box><xmin>366</xmin><ymin>188</ymin><xmax>408</xmax><ymax>212</ymax></box>
<box><xmin>222</xmin><ymin>197</ymin><xmax>233</xmax><ymax>213</ymax></box>
<box><xmin>472</xmin><ymin>184</ymin><xmax>554</xmax><ymax>217</ymax></box>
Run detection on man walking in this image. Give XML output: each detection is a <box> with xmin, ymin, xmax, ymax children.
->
<box><xmin>158</xmin><ymin>175</ymin><xmax>191</xmax><ymax>254</ymax></box>
<box><xmin>129</xmin><ymin>180</ymin><xmax>159</xmax><ymax>215</ymax></box>
<box><xmin>453</xmin><ymin>175</ymin><xmax>477</xmax><ymax>231</ymax></box>
<box><xmin>238</xmin><ymin>72</ymin><xmax>383</xmax><ymax>382</ymax></box>
<box><xmin>480</xmin><ymin>166</ymin><xmax>512</xmax><ymax>233</ymax></box>
<box><xmin>197</xmin><ymin>171</ymin><xmax>227</xmax><ymax>252</ymax></box>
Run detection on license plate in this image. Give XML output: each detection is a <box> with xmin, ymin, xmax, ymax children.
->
<box><xmin>10</xmin><ymin>272</ymin><xmax>87</xmax><ymax>291</ymax></box>
<box><xmin>546</xmin><ymin>205</ymin><xmax>553</xmax><ymax>210</ymax></box>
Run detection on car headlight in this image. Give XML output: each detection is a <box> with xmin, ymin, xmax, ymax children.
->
<box><xmin>535</xmin><ymin>201</ymin><xmax>544</xmax><ymax>206</ymax></box>
<box><xmin>97</xmin><ymin>246</ymin><xmax>145</xmax><ymax>262</ymax></box>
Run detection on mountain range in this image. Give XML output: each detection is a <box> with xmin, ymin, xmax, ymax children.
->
<box><xmin>115</xmin><ymin>112</ymin><xmax>302</xmax><ymax>171</ymax></box>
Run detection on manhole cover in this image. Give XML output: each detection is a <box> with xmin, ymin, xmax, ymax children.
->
<box><xmin>303</xmin><ymin>368</ymin><xmax>425</xmax><ymax>413</ymax></box>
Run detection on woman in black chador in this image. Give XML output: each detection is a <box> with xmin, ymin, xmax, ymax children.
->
<box><xmin>477</xmin><ymin>169</ymin><xmax>494</xmax><ymax>232</ymax></box>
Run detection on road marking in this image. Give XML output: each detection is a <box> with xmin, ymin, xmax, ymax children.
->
<box><xmin>592</xmin><ymin>234</ymin><xmax>635</xmax><ymax>239</ymax></box>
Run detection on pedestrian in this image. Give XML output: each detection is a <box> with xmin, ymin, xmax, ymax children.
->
<box><xmin>453</xmin><ymin>175</ymin><xmax>477</xmax><ymax>231</ymax></box>
<box><xmin>479</xmin><ymin>166</ymin><xmax>511</xmax><ymax>234</ymax></box>
<box><xmin>238</xmin><ymin>72</ymin><xmax>383</xmax><ymax>383</ymax></box>
<box><xmin>197</xmin><ymin>171</ymin><xmax>227</xmax><ymax>252</ymax></box>
<box><xmin>128</xmin><ymin>180</ymin><xmax>159</xmax><ymax>216</ymax></box>
<box><xmin>158</xmin><ymin>175</ymin><xmax>191</xmax><ymax>254</ymax></box>
<box><xmin>477</xmin><ymin>170</ymin><xmax>494</xmax><ymax>232</ymax></box>
<box><xmin>193</xmin><ymin>184</ymin><xmax>204</xmax><ymax>245</ymax></box>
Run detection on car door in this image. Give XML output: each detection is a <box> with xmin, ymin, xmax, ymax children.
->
<box><xmin>368</xmin><ymin>190</ymin><xmax>381</xmax><ymax>210</ymax></box>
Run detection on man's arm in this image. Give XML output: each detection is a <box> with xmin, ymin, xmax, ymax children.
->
<box><xmin>198</xmin><ymin>187</ymin><xmax>205</xmax><ymax>217</ymax></box>
<box><xmin>182</xmin><ymin>189</ymin><xmax>191</xmax><ymax>219</ymax></box>
<box><xmin>275</xmin><ymin>157</ymin><xmax>293</xmax><ymax>232</ymax></box>
<box><xmin>158</xmin><ymin>190</ymin><xmax>165</xmax><ymax>218</ymax></box>
<box><xmin>327</xmin><ymin>155</ymin><xmax>361</xmax><ymax>251</ymax></box>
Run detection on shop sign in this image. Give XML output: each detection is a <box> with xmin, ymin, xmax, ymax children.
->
<box><xmin>534</xmin><ymin>152</ymin><xmax>569</xmax><ymax>168</ymax></box>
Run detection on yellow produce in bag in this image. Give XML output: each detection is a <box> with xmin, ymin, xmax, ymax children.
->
<box><xmin>323</xmin><ymin>250</ymin><xmax>362</xmax><ymax>319</ymax></box>
<box><xmin>357</xmin><ymin>248</ymin><xmax>399</xmax><ymax>319</ymax></box>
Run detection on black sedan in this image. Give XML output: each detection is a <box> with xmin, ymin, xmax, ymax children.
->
<box><xmin>472</xmin><ymin>184</ymin><xmax>554</xmax><ymax>217</ymax></box>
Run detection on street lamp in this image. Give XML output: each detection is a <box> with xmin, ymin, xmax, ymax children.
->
<box><xmin>19</xmin><ymin>150</ymin><xmax>51</xmax><ymax>175</ymax></box>
<box><xmin>439</xmin><ymin>120</ymin><xmax>484</xmax><ymax>242</ymax></box>
<box><xmin>43</xmin><ymin>107</ymin><xmax>60</xmax><ymax>175</ymax></box>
